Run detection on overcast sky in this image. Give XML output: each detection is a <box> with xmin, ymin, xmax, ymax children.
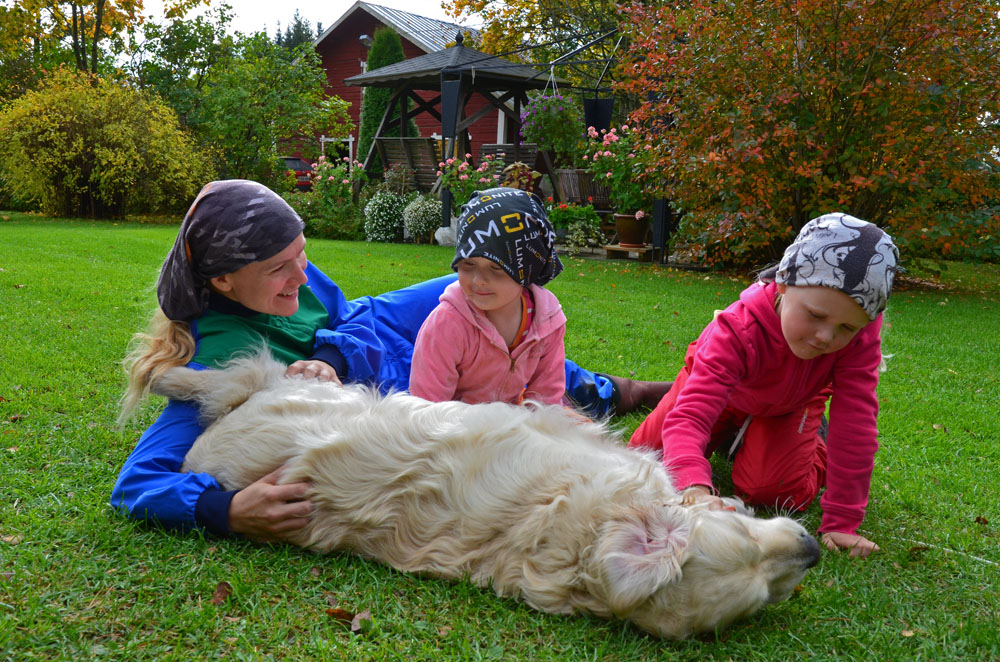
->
<box><xmin>142</xmin><ymin>0</ymin><xmax>477</xmax><ymax>38</ymax></box>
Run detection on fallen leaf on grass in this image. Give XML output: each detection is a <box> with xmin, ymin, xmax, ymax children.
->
<box><xmin>310</xmin><ymin>566</ymin><xmax>322</xmax><ymax>578</ymax></box>
<box><xmin>1</xmin><ymin>572</ymin><xmax>13</xmax><ymax>581</ymax></box>
<box><xmin>975</xmin><ymin>516</ymin><xmax>989</xmax><ymax>526</ymax></box>
<box><xmin>1</xmin><ymin>535</ymin><xmax>22</xmax><ymax>546</ymax></box>
<box><xmin>326</xmin><ymin>607</ymin><xmax>355</xmax><ymax>625</ymax></box>
<box><xmin>901</xmin><ymin>629</ymin><xmax>915</xmax><ymax>637</ymax></box>
<box><xmin>211</xmin><ymin>581</ymin><xmax>233</xmax><ymax>606</ymax></box>
<box><xmin>8</xmin><ymin>415</ymin><xmax>24</xmax><ymax>423</ymax></box>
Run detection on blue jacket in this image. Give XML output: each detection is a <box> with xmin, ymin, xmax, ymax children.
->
<box><xmin>110</xmin><ymin>263</ymin><xmax>614</xmax><ymax>534</ymax></box>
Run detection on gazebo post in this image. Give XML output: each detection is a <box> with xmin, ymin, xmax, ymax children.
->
<box><xmin>440</xmin><ymin>69</ymin><xmax>462</xmax><ymax>227</ymax></box>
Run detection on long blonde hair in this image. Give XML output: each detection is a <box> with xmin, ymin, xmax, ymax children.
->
<box><xmin>118</xmin><ymin>310</ymin><xmax>197</xmax><ymax>426</ymax></box>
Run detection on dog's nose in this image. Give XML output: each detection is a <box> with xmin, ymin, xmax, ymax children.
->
<box><xmin>801</xmin><ymin>533</ymin><xmax>821</xmax><ymax>568</ymax></box>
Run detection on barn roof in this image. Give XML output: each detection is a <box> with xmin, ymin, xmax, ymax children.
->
<box><xmin>314</xmin><ymin>1</ymin><xmax>477</xmax><ymax>54</ymax></box>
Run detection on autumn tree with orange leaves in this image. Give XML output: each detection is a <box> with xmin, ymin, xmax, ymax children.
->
<box><xmin>620</xmin><ymin>0</ymin><xmax>1000</xmax><ymax>266</ymax></box>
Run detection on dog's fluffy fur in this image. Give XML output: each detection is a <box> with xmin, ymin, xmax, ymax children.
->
<box><xmin>154</xmin><ymin>354</ymin><xmax>820</xmax><ymax>639</ymax></box>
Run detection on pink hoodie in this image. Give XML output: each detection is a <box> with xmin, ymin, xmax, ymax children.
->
<box><xmin>663</xmin><ymin>281</ymin><xmax>883</xmax><ymax>534</ymax></box>
<box><xmin>409</xmin><ymin>280</ymin><xmax>567</xmax><ymax>406</ymax></box>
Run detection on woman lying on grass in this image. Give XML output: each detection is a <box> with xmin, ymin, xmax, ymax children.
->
<box><xmin>112</xmin><ymin>179</ymin><xmax>670</xmax><ymax>542</ymax></box>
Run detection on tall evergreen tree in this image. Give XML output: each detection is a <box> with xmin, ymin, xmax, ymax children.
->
<box><xmin>275</xmin><ymin>10</ymin><xmax>315</xmax><ymax>51</ymax></box>
<box><xmin>357</xmin><ymin>27</ymin><xmax>419</xmax><ymax>175</ymax></box>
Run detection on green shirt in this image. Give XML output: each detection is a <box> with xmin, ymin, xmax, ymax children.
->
<box><xmin>191</xmin><ymin>285</ymin><xmax>330</xmax><ymax>368</ymax></box>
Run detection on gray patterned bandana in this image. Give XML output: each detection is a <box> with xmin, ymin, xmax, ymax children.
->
<box><xmin>775</xmin><ymin>213</ymin><xmax>899</xmax><ymax>320</ymax></box>
<box><xmin>156</xmin><ymin>179</ymin><xmax>305</xmax><ymax>322</ymax></box>
<box><xmin>451</xmin><ymin>187</ymin><xmax>563</xmax><ymax>287</ymax></box>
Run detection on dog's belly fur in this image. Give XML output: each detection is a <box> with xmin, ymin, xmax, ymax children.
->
<box><xmin>164</xmin><ymin>355</ymin><xmax>821</xmax><ymax>639</ymax></box>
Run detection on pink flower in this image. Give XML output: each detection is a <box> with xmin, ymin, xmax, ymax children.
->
<box><xmin>606</xmin><ymin>172</ymin><xmax>612</xmax><ymax>178</ymax></box>
<box><xmin>459</xmin><ymin>174</ymin><xmax>468</xmax><ymax>180</ymax></box>
<box><xmin>635</xmin><ymin>210</ymin><xmax>646</xmax><ymax>220</ymax></box>
<box><xmin>342</xmin><ymin>179</ymin><xmax>350</xmax><ymax>184</ymax></box>
<box><xmin>446</xmin><ymin>158</ymin><xmax>455</xmax><ymax>165</ymax></box>
<box><xmin>342</xmin><ymin>156</ymin><xmax>349</xmax><ymax>162</ymax></box>
<box><xmin>603</xmin><ymin>151</ymin><xmax>612</xmax><ymax>157</ymax></box>
<box><xmin>318</xmin><ymin>155</ymin><xmax>326</xmax><ymax>162</ymax></box>
<box><xmin>436</xmin><ymin>170</ymin><xmax>443</xmax><ymax>176</ymax></box>
<box><xmin>328</xmin><ymin>176</ymin><xmax>335</xmax><ymax>181</ymax></box>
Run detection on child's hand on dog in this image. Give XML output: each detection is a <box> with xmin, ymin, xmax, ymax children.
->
<box><xmin>228</xmin><ymin>467</ymin><xmax>314</xmax><ymax>542</ymax></box>
<box><xmin>821</xmin><ymin>531</ymin><xmax>879</xmax><ymax>558</ymax></box>
<box><xmin>680</xmin><ymin>485</ymin><xmax>737</xmax><ymax>511</ymax></box>
<box><xmin>286</xmin><ymin>360</ymin><xmax>341</xmax><ymax>384</ymax></box>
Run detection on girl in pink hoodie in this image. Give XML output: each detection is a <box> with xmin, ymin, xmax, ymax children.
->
<box><xmin>630</xmin><ymin>213</ymin><xmax>898</xmax><ymax>558</ymax></box>
<box><xmin>410</xmin><ymin>187</ymin><xmax>567</xmax><ymax>406</ymax></box>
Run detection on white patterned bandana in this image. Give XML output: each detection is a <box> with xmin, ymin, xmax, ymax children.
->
<box><xmin>775</xmin><ymin>213</ymin><xmax>899</xmax><ymax>320</ymax></box>
<box><xmin>157</xmin><ymin>180</ymin><xmax>305</xmax><ymax>322</ymax></box>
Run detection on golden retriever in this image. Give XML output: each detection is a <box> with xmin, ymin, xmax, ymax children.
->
<box><xmin>152</xmin><ymin>353</ymin><xmax>820</xmax><ymax>639</ymax></box>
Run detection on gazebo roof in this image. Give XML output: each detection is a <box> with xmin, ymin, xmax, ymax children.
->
<box><xmin>343</xmin><ymin>41</ymin><xmax>569</xmax><ymax>92</ymax></box>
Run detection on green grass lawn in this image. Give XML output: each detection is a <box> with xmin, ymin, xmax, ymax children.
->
<box><xmin>1</xmin><ymin>213</ymin><xmax>998</xmax><ymax>660</ymax></box>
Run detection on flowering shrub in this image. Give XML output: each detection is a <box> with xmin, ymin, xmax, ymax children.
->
<box><xmin>546</xmin><ymin>201</ymin><xmax>602</xmax><ymax>230</ymax></box>
<box><xmin>364</xmin><ymin>189</ymin><xmax>408</xmax><ymax>242</ymax></box>
<box><xmin>438</xmin><ymin>153</ymin><xmax>505</xmax><ymax>211</ymax></box>
<box><xmin>402</xmin><ymin>194</ymin><xmax>443</xmax><ymax>243</ymax></box>
<box><xmin>583</xmin><ymin>125</ymin><xmax>649</xmax><ymax>216</ymax></box>
<box><xmin>520</xmin><ymin>93</ymin><xmax>584</xmax><ymax>167</ymax></box>
<box><xmin>312</xmin><ymin>154</ymin><xmax>368</xmax><ymax>209</ymax></box>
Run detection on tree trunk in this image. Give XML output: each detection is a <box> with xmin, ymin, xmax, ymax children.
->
<box><xmin>90</xmin><ymin>0</ymin><xmax>105</xmax><ymax>74</ymax></box>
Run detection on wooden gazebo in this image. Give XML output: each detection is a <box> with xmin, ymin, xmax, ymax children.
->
<box><xmin>344</xmin><ymin>34</ymin><xmax>569</xmax><ymax>219</ymax></box>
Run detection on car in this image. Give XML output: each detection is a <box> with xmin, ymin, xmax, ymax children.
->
<box><xmin>280</xmin><ymin>156</ymin><xmax>313</xmax><ymax>192</ymax></box>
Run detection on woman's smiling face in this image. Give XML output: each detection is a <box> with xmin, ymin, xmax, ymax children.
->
<box><xmin>209</xmin><ymin>233</ymin><xmax>308</xmax><ymax>316</ymax></box>
<box><xmin>776</xmin><ymin>284</ymin><xmax>871</xmax><ymax>359</ymax></box>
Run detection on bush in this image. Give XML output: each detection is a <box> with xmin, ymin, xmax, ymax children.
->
<box><xmin>283</xmin><ymin>191</ymin><xmax>365</xmax><ymax>241</ymax></box>
<box><xmin>403</xmin><ymin>195</ymin><xmax>443</xmax><ymax>243</ymax></box>
<box><xmin>0</xmin><ymin>67</ymin><xmax>212</xmax><ymax>217</ymax></box>
<box><xmin>546</xmin><ymin>202</ymin><xmax>601</xmax><ymax>230</ymax></box>
<box><xmin>364</xmin><ymin>189</ymin><xmax>410</xmax><ymax>242</ymax></box>
<box><xmin>438</xmin><ymin>153</ymin><xmax>505</xmax><ymax>213</ymax></box>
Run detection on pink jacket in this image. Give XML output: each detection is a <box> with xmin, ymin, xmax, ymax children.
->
<box><xmin>409</xmin><ymin>280</ymin><xmax>567</xmax><ymax>406</ymax></box>
<box><xmin>664</xmin><ymin>281</ymin><xmax>883</xmax><ymax>534</ymax></box>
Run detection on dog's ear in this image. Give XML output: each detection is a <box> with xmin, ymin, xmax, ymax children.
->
<box><xmin>595</xmin><ymin>505</ymin><xmax>692</xmax><ymax>613</ymax></box>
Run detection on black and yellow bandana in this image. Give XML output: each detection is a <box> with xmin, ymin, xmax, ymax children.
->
<box><xmin>451</xmin><ymin>187</ymin><xmax>563</xmax><ymax>287</ymax></box>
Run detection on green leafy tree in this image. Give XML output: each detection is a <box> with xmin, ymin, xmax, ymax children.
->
<box><xmin>128</xmin><ymin>4</ymin><xmax>235</xmax><ymax>130</ymax></box>
<box><xmin>0</xmin><ymin>67</ymin><xmax>212</xmax><ymax>217</ymax></box>
<box><xmin>197</xmin><ymin>33</ymin><xmax>352</xmax><ymax>183</ymax></box>
<box><xmin>358</xmin><ymin>27</ymin><xmax>419</xmax><ymax>175</ymax></box>
<box><xmin>622</xmin><ymin>0</ymin><xmax>1000</xmax><ymax>266</ymax></box>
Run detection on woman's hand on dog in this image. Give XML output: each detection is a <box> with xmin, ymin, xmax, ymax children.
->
<box><xmin>229</xmin><ymin>467</ymin><xmax>314</xmax><ymax>542</ymax></box>
<box><xmin>286</xmin><ymin>360</ymin><xmax>342</xmax><ymax>385</ymax></box>
<box><xmin>821</xmin><ymin>531</ymin><xmax>879</xmax><ymax>558</ymax></box>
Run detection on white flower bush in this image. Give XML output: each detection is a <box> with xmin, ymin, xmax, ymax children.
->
<box><xmin>402</xmin><ymin>195</ymin><xmax>443</xmax><ymax>243</ymax></box>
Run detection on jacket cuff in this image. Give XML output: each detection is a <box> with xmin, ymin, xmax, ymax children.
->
<box><xmin>311</xmin><ymin>344</ymin><xmax>348</xmax><ymax>380</ymax></box>
<box><xmin>195</xmin><ymin>487</ymin><xmax>236</xmax><ymax>537</ymax></box>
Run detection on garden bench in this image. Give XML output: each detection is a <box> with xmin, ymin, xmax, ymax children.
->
<box><xmin>375</xmin><ymin>137</ymin><xmax>443</xmax><ymax>193</ymax></box>
<box><xmin>479</xmin><ymin>143</ymin><xmax>539</xmax><ymax>168</ymax></box>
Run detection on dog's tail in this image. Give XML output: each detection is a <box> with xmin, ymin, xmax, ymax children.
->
<box><xmin>150</xmin><ymin>349</ymin><xmax>285</xmax><ymax>426</ymax></box>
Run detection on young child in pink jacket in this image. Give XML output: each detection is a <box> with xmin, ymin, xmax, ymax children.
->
<box><xmin>629</xmin><ymin>213</ymin><xmax>898</xmax><ymax>558</ymax></box>
<box><xmin>410</xmin><ymin>187</ymin><xmax>567</xmax><ymax>406</ymax></box>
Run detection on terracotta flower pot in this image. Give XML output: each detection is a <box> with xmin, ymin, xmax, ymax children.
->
<box><xmin>614</xmin><ymin>213</ymin><xmax>650</xmax><ymax>248</ymax></box>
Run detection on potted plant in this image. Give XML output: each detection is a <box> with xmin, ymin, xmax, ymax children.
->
<box><xmin>519</xmin><ymin>93</ymin><xmax>584</xmax><ymax>168</ymax></box>
<box><xmin>583</xmin><ymin>124</ymin><xmax>650</xmax><ymax>247</ymax></box>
